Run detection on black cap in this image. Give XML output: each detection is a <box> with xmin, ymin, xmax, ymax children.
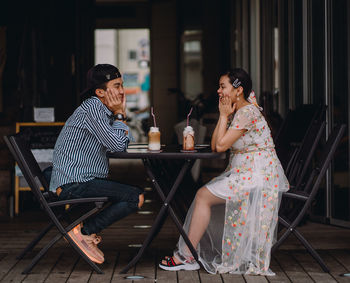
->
<box><xmin>80</xmin><ymin>64</ymin><xmax>122</xmax><ymax>99</ymax></box>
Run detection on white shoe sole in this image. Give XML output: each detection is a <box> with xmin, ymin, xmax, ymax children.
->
<box><xmin>159</xmin><ymin>262</ymin><xmax>200</xmax><ymax>271</ymax></box>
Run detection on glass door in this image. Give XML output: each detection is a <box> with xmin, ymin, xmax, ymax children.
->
<box><xmin>94</xmin><ymin>28</ymin><xmax>151</xmax><ymax>143</ymax></box>
<box><xmin>329</xmin><ymin>0</ymin><xmax>350</xmax><ymax>227</ymax></box>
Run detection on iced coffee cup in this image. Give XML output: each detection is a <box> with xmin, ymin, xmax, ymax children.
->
<box><xmin>148</xmin><ymin>127</ymin><xmax>161</xmax><ymax>151</ymax></box>
<box><xmin>183</xmin><ymin>126</ymin><xmax>195</xmax><ymax>151</ymax></box>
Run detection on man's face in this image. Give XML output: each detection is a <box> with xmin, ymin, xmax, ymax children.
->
<box><xmin>105</xmin><ymin>78</ymin><xmax>124</xmax><ymax>95</ymax></box>
<box><xmin>95</xmin><ymin>77</ymin><xmax>125</xmax><ymax>106</ymax></box>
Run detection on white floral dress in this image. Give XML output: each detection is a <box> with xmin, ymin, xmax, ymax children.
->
<box><xmin>175</xmin><ymin>104</ymin><xmax>289</xmax><ymax>275</ymax></box>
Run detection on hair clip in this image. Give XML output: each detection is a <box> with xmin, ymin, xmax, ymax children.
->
<box><xmin>232</xmin><ymin>78</ymin><xmax>241</xmax><ymax>88</ymax></box>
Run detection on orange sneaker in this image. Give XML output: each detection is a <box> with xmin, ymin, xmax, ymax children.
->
<box><xmin>67</xmin><ymin>224</ymin><xmax>104</xmax><ymax>264</ymax></box>
<box><xmin>90</xmin><ymin>234</ymin><xmax>104</xmax><ymax>257</ymax></box>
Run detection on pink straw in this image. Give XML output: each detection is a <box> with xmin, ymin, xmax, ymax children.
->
<box><xmin>187</xmin><ymin>107</ymin><xmax>193</xmax><ymax>127</ymax></box>
<box><xmin>151</xmin><ymin>107</ymin><xmax>156</xmax><ymax>127</ymax></box>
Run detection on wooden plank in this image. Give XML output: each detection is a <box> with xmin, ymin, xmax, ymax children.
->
<box><xmin>133</xmin><ymin>252</ymin><xmax>156</xmax><ymax>283</ymax></box>
<box><xmin>221</xmin><ymin>273</ymin><xmax>245</xmax><ymax>283</ymax></box>
<box><xmin>21</xmin><ymin>250</ymin><xmax>63</xmax><ymax>283</ymax></box>
<box><xmin>111</xmin><ymin>251</ymin><xmax>136</xmax><ymax>283</ymax></box>
<box><xmin>0</xmin><ymin>253</ymin><xmax>17</xmax><ymax>281</ymax></box>
<box><xmin>292</xmin><ymin>250</ymin><xmax>337</xmax><ymax>283</ymax></box>
<box><xmin>66</xmin><ymin>257</ymin><xmax>93</xmax><ymax>283</ymax></box>
<box><xmin>243</xmin><ymin>275</ymin><xmax>269</xmax><ymax>283</ymax></box>
<box><xmin>273</xmin><ymin>250</ymin><xmax>313</xmax><ymax>282</ymax></box>
<box><xmin>318</xmin><ymin>250</ymin><xmax>350</xmax><ymax>283</ymax></box>
<box><xmin>44</xmin><ymin>250</ymin><xmax>79</xmax><ymax>282</ymax></box>
<box><xmin>0</xmin><ymin>252</ymin><xmax>34</xmax><ymax>283</ymax></box>
<box><xmin>89</xmin><ymin>251</ymin><xmax>118</xmax><ymax>283</ymax></box>
<box><xmin>268</xmin><ymin>257</ymin><xmax>291</xmax><ymax>282</ymax></box>
<box><xmin>198</xmin><ymin>269</ymin><xmax>223</xmax><ymax>283</ymax></box>
<box><xmin>177</xmin><ymin>270</ymin><xmax>200</xmax><ymax>283</ymax></box>
<box><xmin>329</xmin><ymin>249</ymin><xmax>350</xmax><ymax>270</ymax></box>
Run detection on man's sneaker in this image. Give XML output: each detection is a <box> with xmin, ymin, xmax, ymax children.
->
<box><xmin>90</xmin><ymin>234</ymin><xmax>104</xmax><ymax>257</ymax></box>
<box><xmin>67</xmin><ymin>224</ymin><xmax>104</xmax><ymax>264</ymax></box>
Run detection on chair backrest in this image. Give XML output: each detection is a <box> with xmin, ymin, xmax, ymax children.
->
<box><xmin>288</xmin><ymin>119</ymin><xmax>326</xmax><ymax>185</ymax></box>
<box><xmin>304</xmin><ymin>124</ymin><xmax>345</xmax><ymax>195</ymax></box>
<box><xmin>4</xmin><ymin>134</ymin><xmax>50</xmax><ymax>202</ymax></box>
<box><xmin>275</xmin><ymin>104</ymin><xmax>326</xmax><ymax>168</ymax></box>
<box><xmin>283</xmin><ymin>124</ymin><xmax>345</xmax><ymax>223</ymax></box>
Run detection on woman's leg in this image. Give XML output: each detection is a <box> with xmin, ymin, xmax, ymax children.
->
<box><xmin>187</xmin><ymin>186</ymin><xmax>225</xmax><ymax>250</ymax></box>
<box><xmin>162</xmin><ymin>186</ymin><xmax>225</xmax><ymax>265</ymax></box>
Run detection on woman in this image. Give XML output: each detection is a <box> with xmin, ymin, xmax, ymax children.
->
<box><xmin>159</xmin><ymin>68</ymin><xmax>289</xmax><ymax>275</ymax></box>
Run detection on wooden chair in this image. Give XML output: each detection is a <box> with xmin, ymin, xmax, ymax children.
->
<box><xmin>272</xmin><ymin>124</ymin><xmax>346</xmax><ymax>272</ymax></box>
<box><xmin>4</xmin><ymin>134</ymin><xmax>109</xmax><ymax>274</ymax></box>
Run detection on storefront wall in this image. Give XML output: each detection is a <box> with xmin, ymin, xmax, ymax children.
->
<box><xmin>230</xmin><ymin>0</ymin><xmax>350</xmax><ymax>226</ymax></box>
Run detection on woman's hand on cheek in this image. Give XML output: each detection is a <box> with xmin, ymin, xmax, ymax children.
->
<box><xmin>219</xmin><ymin>97</ymin><xmax>234</xmax><ymax>117</ymax></box>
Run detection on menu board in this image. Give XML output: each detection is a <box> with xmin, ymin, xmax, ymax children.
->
<box><xmin>16</xmin><ymin>122</ymin><xmax>64</xmax><ymax>149</ymax></box>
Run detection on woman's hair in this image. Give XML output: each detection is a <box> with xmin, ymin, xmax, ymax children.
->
<box><xmin>222</xmin><ymin>68</ymin><xmax>252</xmax><ymax>99</ymax></box>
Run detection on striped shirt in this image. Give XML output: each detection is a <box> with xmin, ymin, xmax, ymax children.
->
<box><xmin>49</xmin><ymin>96</ymin><xmax>131</xmax><ymax>191</ymax></box>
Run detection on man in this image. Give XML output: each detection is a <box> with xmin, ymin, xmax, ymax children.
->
<box><xmin>49</xmin><ymin>64</ymin><xmax>144</xmax><ymax>264</ymax></box>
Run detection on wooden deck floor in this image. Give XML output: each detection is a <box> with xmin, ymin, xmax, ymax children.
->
<box><xmin>1</xmin><ymin>160</ymin><xmax>350</xmax><ymax>282</ymax></box>
<box><xmin>1</xmin><ymin>247</ymin><xmax>350</xmax><ymax>283</ymax></box>
<box><xmin>1</xmin><ymin>209</ymin><xmax>350</xmax><ymax>282</ymax></box>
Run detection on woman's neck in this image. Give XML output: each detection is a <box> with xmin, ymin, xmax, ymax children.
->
<box><xmin>235</xmin><ymin>98</ymin><xmax>251</xmax><ymax>110</ymax></box>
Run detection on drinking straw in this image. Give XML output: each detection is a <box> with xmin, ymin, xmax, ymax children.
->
<box><xmin>187</xmin><ymin>107</ymin><xmax>193</xmax><ymax>127</ymax></box>
<box><xmin>151</xmin><ymin>107</ymin><xmax>156</xmax><ymax>127</ymax></box>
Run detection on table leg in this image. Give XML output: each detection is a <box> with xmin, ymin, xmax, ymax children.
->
<box><xmin>120</xmin><ymin>159</ymin><xmax>192</xmax><ymax>274</ymax></box>
<box><xmin>144</xmin><ymin>159</ymin><xmax>202</xmax><ymax>267</ymax></box>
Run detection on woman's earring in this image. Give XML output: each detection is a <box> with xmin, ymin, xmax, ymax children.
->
<box><xmin>236</xmin><ymin>94</ymin><xmax>240</xmax><ymax>101</ymax></box>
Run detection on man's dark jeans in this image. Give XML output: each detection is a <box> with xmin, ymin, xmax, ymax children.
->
<box><xmin>59</xmin><ymin>178</ymin><xmax>143</xmax><ymax>235</ymax></box>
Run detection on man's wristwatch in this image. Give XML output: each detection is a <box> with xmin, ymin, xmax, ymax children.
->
<box><xmin>114</xmin><ymin>113</ymin><xmax>126</xmax><ymax>121</ymax></box>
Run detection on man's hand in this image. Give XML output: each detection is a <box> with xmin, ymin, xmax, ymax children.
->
<box><xmin>105</xmin><ymin>88</ymin><xmax>125</xmax><ymax>115</ymax></box>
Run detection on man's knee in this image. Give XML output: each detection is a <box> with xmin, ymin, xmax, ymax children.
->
<box><xmin>138</xmin><ymin>194</ymin><xmax>144</xmax><ymax>209</ymax></box>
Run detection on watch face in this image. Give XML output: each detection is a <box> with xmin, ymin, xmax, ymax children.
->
<box><xmin>116</xmin><ymin>113</ymin><xmax>125</xmax><ymax>120</ymax></box>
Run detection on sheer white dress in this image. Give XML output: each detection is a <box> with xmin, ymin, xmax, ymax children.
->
<box><xmin>174</xmin><ymin>104</ymin><xmax>289</xmax><ymax>275</ymax></box>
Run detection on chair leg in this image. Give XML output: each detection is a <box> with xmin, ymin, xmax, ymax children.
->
<box><xmin>22</xmin><ymin>231</ymin><xmax>104</xmax><ymax>275</ymax></box>
<box><xmin>17</xmin><ymin>221</ymin><xmax>55</xmax><ymax>260</ymax></box>
<box><xmin>22</xmin><ymin>207</ymin><xmax>104</xmax><ymax>274</ymax></box>
<box><xmin>273</xmin><ymin>218</ymin><xmax>329</xmax><ymax>273</ymax></box>
<box><xmin>64</xmin><ymin>234</ymin><xmax>104</xmax><ymax>274</ymax></box>
<box><xmin>18</xmin><ymin>209</ymin><xmax>69</xmax><ymax>260</ymax></box>
<box><xmin>293</xmin><ymin>228</ymin><xmax>329</xmax><ymax>272</ymax></box>
<box><xmin>271</xmin><ymin>229</ymin><xmax>292</xmax><ymax>254</ymax></box>
<box><xmin>272</xmin><ymin>216</ymin><xmax>293</xmax><ymax>253</ymax></box>
<box><xmin>22</xmin><ymin>233</ymin><xmax>62</xmax><ymax>274</ymax></box>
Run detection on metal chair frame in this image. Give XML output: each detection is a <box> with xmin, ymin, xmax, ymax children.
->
<box><xmin>272</xmin><ymin>124</ymin><xmax>346</xmax><ymax>273</ymax></box>
<box><xmin>4</xmin><ymin>134</ymin><xmax>109</xmax><ymax>274</ymax></box>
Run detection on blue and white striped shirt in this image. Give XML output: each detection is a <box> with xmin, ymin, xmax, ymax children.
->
<box><xmin>49</xmin><ymin>97</ymin><xmax>131</xmax><ymax>191</ymax></box>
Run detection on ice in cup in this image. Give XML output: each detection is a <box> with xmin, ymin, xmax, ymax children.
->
<box><xmin>183</xmin><ymin>126</ymin><xmax>195</xmax><ymax>151</ymax></box>
<box><xmin>148</xmin><ymin>127</ymin><xmax>161</xmax><ymax>151</ymax></box>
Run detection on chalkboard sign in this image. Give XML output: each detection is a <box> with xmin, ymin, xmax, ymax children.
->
<box><xmin>14</xmin><ymin>122</ymin><xmax>65</xmax><ymax>215</ymax></box>
<box><xmin>16</xmin><ymin>122</ymin><xmax>65</xmax><ymax>149</ymax></box>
